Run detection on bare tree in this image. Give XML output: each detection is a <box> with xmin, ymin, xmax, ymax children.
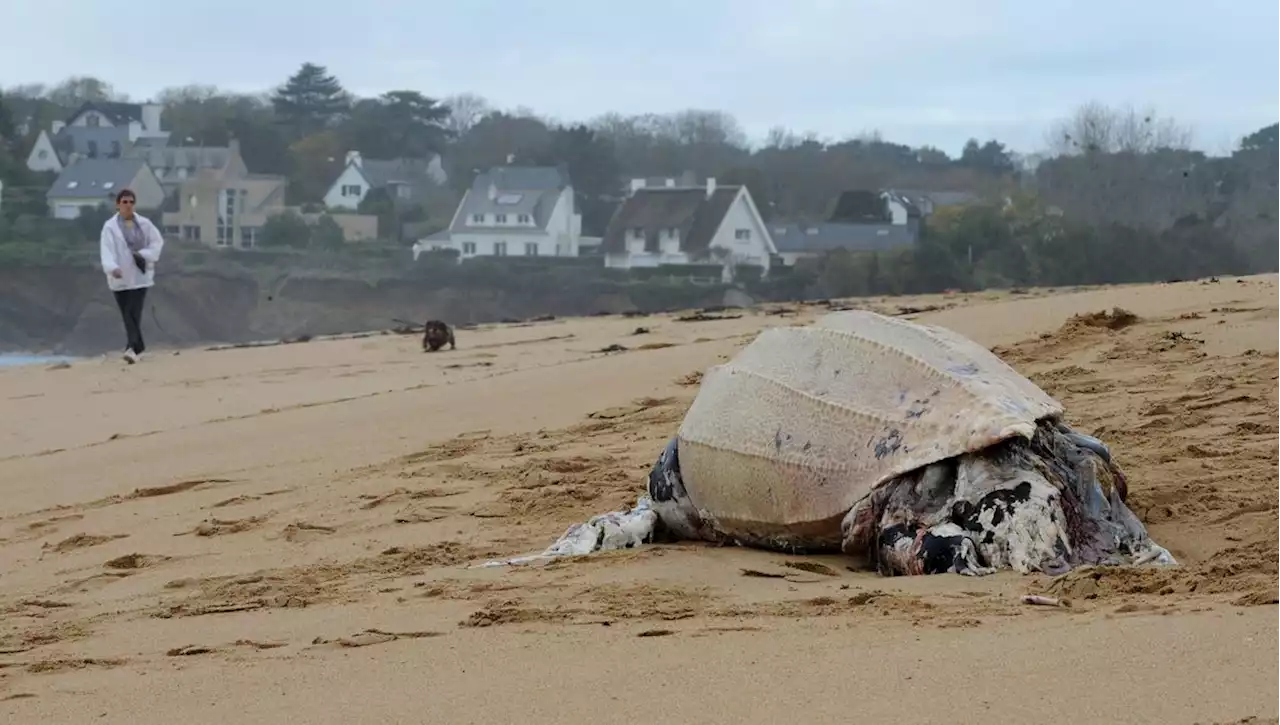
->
<box><xmin>1045</xmin><ymin>101</ymin><xmax>1193</xmax><ymax>156</ymax></box>
<box><xmin>440</xmin><ymin>93</ymin><xmax>490</xmax><ymax>137</ymax></box>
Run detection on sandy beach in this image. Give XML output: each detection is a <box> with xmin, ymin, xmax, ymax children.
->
<box><xmin>1</xmin><ymin>276</ymin><xmax>1276</xmax><ymax>725</ymax></box>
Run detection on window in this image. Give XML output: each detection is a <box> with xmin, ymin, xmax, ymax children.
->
<box><xmin>664</xmin><ymin>228</ymin><xmax>677</xmax><ymax>239</ymax></box>
<box><xmin>86</xmin><ymin>114</ymin><xmax>100</xmax><ymax>127</ymax></box>
<box><xmin>517</xmin><ymin>213</ymin><xmax>531</xmax><ymax>223</ymax></box>
<box><xmin>164</xmin><ymin>226</ymin><xmax>180</xmax><ymax>236</ymax></box>
<box><xmin>109</xmin><ymin>141</ymin><xmax>122</xmax><ymax>158</ymax></box>
<box><xmin>183</xmin><ymin>226</ymin><xmax>200</xmax><ymax>241</ymax></box>
<box><xmin>395</xmin><ymin>185</ymin><xmax>411</xmax><ymax>199</ymax></box>
<box><xmin>37</xmin><ymin>149</ymin><xmax>48</xmax><ymax>159</ymax></box>
<box><xmin>241</xmin><ymin>227</ymin><xmax>258</xmax><ymax>247</ymax></box>
<box><xmin>471</xmin><ymin>213</ymin><xmax>484</xmax><ymax>224</ymax></box>
<box><xmin>631</xmin><ymin>227</ymin><xmax>645</xmax><ymax>239</ymax></box>
<box><xmin>494</xmin><ymin>241</ymin><xmax>508</xmax><ymax>256</ymax></box>
<box><xmin>216</xmin><ymin>225</ymin><xmax>230</xmax><ymax>246</ymax></box>
<box><xmin>494</xmin><ymin>214</ymin><xmax>508</xmax><ymax>224</ymax></box>
<box><xmin>342</xmin><ymin>184</ymin><xmax>361</xmax><ymax>197</ymax></box>
<box><xmin>87</xmin><ymin>140</ymin><xmax>99</xmax><ymax>158</ymax></box>
<box><xmin>462</xmin><ymin>241</ymin><xmax>477</xmax><ymax>255</ymax></box>
<box><xmin>734</xmin><ymin>229</ymin><xmax>751</xmax><ymax>241</ymax></box>
<box><xmin>524</xmin><ymin>242</ymin><xmax>538</xmax><ymax>256</ymax></box>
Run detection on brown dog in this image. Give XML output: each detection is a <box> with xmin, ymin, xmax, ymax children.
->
<box><xmin>422</xmin><ymin>320</ymin><xmax>456</xmax><ymax>352</ymax></box>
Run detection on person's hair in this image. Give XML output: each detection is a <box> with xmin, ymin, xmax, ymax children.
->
<box><xmin>115</xmin><ymin>189</ymin><xmax>136</xmax><ymax>203</ymax></box>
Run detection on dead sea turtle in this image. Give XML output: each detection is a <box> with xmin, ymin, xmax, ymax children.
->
<box><xmin>489</xmin><ymin>309</ymin><xmax>1174</xmax><ymax>576</ymax></box>
<box><xmin>422</xmin><ymin>320</ymin><xmax>456</xmax><ymax>352</ymax></box>
<box><xmin>644</xmin><ymin>309</ymin><xmax>1174</xmax><ymax>576</ymax></box>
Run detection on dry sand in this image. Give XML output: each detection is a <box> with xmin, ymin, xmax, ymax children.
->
<box><xmin>1</xmin><ymin>276</ymin><xmax>1276</xmax><ymax>725</ymax></box>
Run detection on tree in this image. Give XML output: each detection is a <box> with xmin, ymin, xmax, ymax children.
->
<box><xmin>310</xmin><ymin>214</ymin><xmax>345</xmax><ymax>249</ymax></box>
<box><xmin>1239</xmin><ymin>123</ymin><xmax>1278</xmax><ymax>153</ymax></box>
<box><xmin>446</xmin><ymin>111</ymin><xmax>552</xmax><ymax>189</ymax></box>
<box><xmin>958</xmin><ymin>139</ymin><xmax>1015</xmax><ymax>175</ymax></box>
<box><xmin>341</xmin><ymin>91</ymin><xmax>450</xmax><ymax>159</ymax></box>
<box><xmin>1045</xmin><ymin>101</ymin><xmax>1192</xmax><ymax>156</ymax></box>
<box><xmin>440</xmin><ymin>93</ymin><xmax>490</xmax><ymax>138</ymax></box>
<box><xmin>271</xmin><ymin>63</ymin><xmax>350</xmax><ymax>138</ymax></box>
<box><xmin>534</xmin><ymin>124</ymin><xmax>621</xmax><ymax>235</ymax></box>
<box><xmin>287</xmin><ymin>131</ymin><xmax>344</xmax><ymax>203</ymax></box>
<box><xmin>259</xmin><ymin>211</ymin><xmax>311</xmax><ymax>248</ymax></box>
<box><xmin>45</xmin><ymin>76</ymin><xmax>125</xmax><ymax>108</ymax></box>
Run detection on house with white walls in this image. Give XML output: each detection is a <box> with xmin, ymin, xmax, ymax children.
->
<box><xmin>26</xmin><ymin>101</ymin><xmax>170</xmax><ymax>174</ymax></box>
<box><xmin>322</xmin><ymin>150</ymin><xmax>447</xmax><ymax>210</ymax></box>
<box><xmin>423</xmin><ymin>165</ymin><xmax>581</xmax><ymax>259</ymax></box>
<box><xmin>600</xmin><ymin>177</ymin><xmax>776</xmax><ymax>278</ymax></box>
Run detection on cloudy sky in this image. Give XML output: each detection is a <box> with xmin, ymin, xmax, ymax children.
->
<box><xmin>3</xmin><ymin>0</ymin><xmax>1276</xmax><ymax>155</ymax></box>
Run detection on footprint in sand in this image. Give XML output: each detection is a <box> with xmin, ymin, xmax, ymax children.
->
<box><xmin>47</xmin><ymin>533</ymin><xmax>128</xmax><ymax>553</ymax></box>
<box><xmin>190</xmin><ymin>514</ymin><xmax>271</xmax><ymax>537</ymax></box>
<box><xmin>104</xmin><ymin>553</ymin><xmax>171</xmax><ymax>570</ymax></box>
<box><xmin>280</xmin><ymin>522</ymin><xmax>337</xmax><ymax>543</ymax></box>
<box><xmin>309</xmin><ymin>629</ymin><xmax>444</xmax><ymax>649</ymax></box>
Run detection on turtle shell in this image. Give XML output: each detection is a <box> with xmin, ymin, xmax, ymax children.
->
<box><xmin>673</xmin><ymin>309</ymin><xmax>1064</xmax><ymax>548</ymax></box>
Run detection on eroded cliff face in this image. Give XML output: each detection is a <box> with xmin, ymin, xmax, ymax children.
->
<box><xmin>0</xmin><ymin>267</ymin><xmax>715</xmax><ymax>354</ymax></box>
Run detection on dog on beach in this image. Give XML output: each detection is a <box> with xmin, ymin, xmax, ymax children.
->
<box><xmin>422</xmin><ymin>320</ymin><xmax>456</xmax><ymax>352</ymax></box>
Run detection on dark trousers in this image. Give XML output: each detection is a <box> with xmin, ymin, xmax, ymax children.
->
<box><xmin>113</xmin><ymin>288</ymin><xmax>148</xmax><ymax>354</ymax></box>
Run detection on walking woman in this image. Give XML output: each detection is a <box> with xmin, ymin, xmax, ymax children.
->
<box><xmin>99</xmin><ymin>188</ymin><xmax>165</xmax><ymax>364</ymax></box>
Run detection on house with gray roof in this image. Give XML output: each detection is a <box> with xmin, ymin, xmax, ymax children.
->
<box><xmin>771</xmin><ymin>221</ymin><xmax>918</xmax><ymax>265</ymax></box>
<box><xmin>601</xmin><ymin>177</ymin><xmax>777</xmax><ymax>276</ymax></box>
<box><xmin>323</xmin><ymin>150</ymin><xmax>447</xmax><ymax>211</ymax></box>
<box><xmin>125</xmin><ymin>144</ymin><xmax>241</xmax><ymax>191</ymax></box>
<box><xmin>46</xmin><ymin>158</ymin><xmax>165</xmax><ymax>219</ymax></box>
<box><xmin>26</xmin><ymin>101</ymin><xmax>170</xmax><ymax>174</ymax></box>
<box><xmin>424</xmin><ymin>165</ymin><xmax>582</xmax><ymax>259</ymax></box>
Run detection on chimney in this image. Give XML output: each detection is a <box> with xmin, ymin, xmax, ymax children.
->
<box><xmin>51</xmin><ymin>120</ymin><xmax>66</xmax><ymax>134</ymax></box>
<box><xmin>705</xmin><ymin>177</ymin><xmax>717</xmax><ymax>198</ymax></box>
<box><xmin>345</xmin><ymin>150</ymin><xmax>362</xmax><ymax>167</ymax></box>
<box><xmin>664</xmin><ymin>178</ymin><xmax>675</xmax><ymax>187</ymax></box>
<box><xmin>506</xmin><ymin>153</ymin><xmax>515</xmax><ymax>164</ymax></box>
<box><xmin>229</xmin><ymin>137</ymin><xmax>241</xmax><ymax>158</ymax></box>
<box><xmin>488</xmin><ymin>181</ymin><xmax>498</xmax><ymax>201</ymax></box>
<box><xmin>140</xmin><ymin>103</ymin><xmax>163</xmax><ymax>133</ymax></box>
<box><xmin>629</xmin><ymin>178</ymin><xmax>645</xmax><ymax>194</ymax></box>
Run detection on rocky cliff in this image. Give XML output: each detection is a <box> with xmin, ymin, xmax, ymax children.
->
<box><xmin>0</xmin><ymin>266</ymin><xmax>726</xmax><ymax>354</ymax></box>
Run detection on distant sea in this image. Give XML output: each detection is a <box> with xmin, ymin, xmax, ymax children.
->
<box><xmin>0</xmin><ymin>354</ymin><xmax>79</xmax><ymax>368</ymax></box>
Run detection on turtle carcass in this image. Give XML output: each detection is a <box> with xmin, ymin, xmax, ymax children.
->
<box><xmin>646</xmin><ymin>310</ymin><xmax>1175</xmax><ymax>576</ymax></box>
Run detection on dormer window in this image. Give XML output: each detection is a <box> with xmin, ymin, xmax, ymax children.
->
<box><xmin>631</xmin><ymin>227</ymin><xmax>645</xmax><ymax>239</ymax></box>
<box><xmin>86</xmin><ymin>114</ymin><xmax>100</xmax><ymax>127</ymax></box>
<box><xmin>517</xmin><ymin>213</ymin><xmax>531</xmax><ymax>223</ymax></box>
<box><xmin>471</xmin><ymin>213</ymin><xmax>484</xmax><ymax>223</ymax></box>
<box><xmin>494</xmin><ymin>214</ymin><xmax>508</xmax><ymax>224</ymax></box>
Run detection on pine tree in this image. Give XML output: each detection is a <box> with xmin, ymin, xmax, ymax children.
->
<box><xmin>271</xmin><ymin>63</ymin><xmax>350</xmax><ymax>137</ymax></box>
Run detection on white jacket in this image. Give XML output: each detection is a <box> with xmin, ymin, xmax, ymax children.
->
<box><xmin>100</xmin><ymin>212</ymin><xmax>165</xmax><ymax>292</ymax></box>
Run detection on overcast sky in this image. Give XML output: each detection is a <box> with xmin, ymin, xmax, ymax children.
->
<box><xmin>3</xmin><ymin>0</ymin><xmax>1276</xmax><ymax>155</ymax></box>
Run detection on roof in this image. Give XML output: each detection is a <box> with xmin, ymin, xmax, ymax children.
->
<box><xmin>47</xmin><ymin>158</ymin><xmax>146</xmax><ymax>200</ymax></box>
<box><xmin>67</xmin><ymin>101</ymin><xmax>145</xmax><ymax>127</ymax></box>
<box><xmin>891</xmin><ymin>189</ymin><xmax>980</xmax><ymax>209</ymax></box>
<box><xmin>601</xmin><ymin>186</ymin><xmax>742</xmax><ymax>255</ymax></box>
<box><xmin>125</xmin><ymin>145</ymin><xmax>232</xmax><ymax>174</ymax></box>
<box><xmin>356</xmin><ymin>157</ymin><xmax>442</xmax><ymax>190</ymax></box>
<box><xmin>448</xmin><ymin>165</ymin><xmax>570</xmax><ymax>234</ymax></box>
<box><xmin>771</xmin><ymin>221</ymin><xmax>917</xmax><ymax>254</ymax></box>
<box><xmin>50</xmin><ymin>126</ymin><xmax>133</xmax><ymax>163</ymax></box>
